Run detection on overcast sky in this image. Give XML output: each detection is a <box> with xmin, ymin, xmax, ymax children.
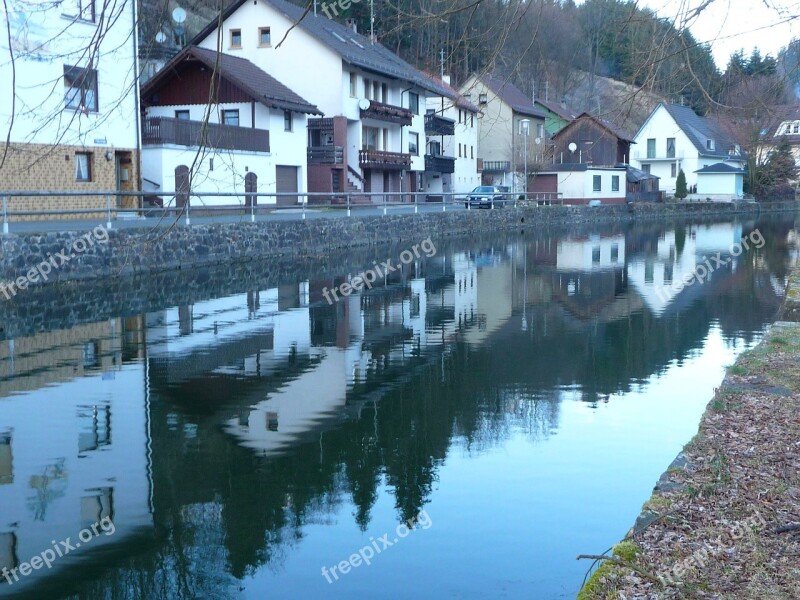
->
<box><xmin>631</xmin><ymin>0</ymin><xmax>800</xmax><ymax>67</ymax></box>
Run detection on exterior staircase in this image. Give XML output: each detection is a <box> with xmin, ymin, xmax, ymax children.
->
<box><xmin>345</xmin><ymin>166</ymin><xmax>370</xmax><ymax>204</ymax></box>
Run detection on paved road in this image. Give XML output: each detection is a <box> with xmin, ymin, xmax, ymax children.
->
<box><xmin>3</xmin><ymin>203</ymin><xmax>480</xmax><ymax>234</ymax></box>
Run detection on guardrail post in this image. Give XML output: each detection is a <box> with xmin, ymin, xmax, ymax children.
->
<box><xmin>251</xmin><ymin>195</ymin><xmax>255</xmax><ymax>223</ymax></box>
<box><xmin>105</xmin><ymin>194</ymin><xmax>112</xmax><ymax>229</ymax></box>
<box><xmin>347</xmin><ymin>194</ymin><xmax>351</xmax><ymax>217</ymax></box>
<box><xmin>443</xmin><ymin>195</ymin><xmax>446</xmax><ymax>212</ymax></box>
<box><xmin>414</xmin><ymin>193</ymin><xmax>418</xmax><ymax>214</ymax></box>
<box><xmin>2</xmin><ymin>195</ymin><xmax>8</xmax><ymax>234</ymax></box>
<box><xmin>185</xmin><ymin>196</ymin><xmax>191</xmax><ymax>226</ymax></box>
<box><xmin>302</xmin><ymin>194</ymin><xmax>306</xmax><ymax>221</ymax></box>
<box><xmin>383</xmin><ymin>193</ymin><xmax>387</xmax><ymax>216</ymax></box>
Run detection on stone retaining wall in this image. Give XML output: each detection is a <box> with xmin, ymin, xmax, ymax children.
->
<box><xmin>0</xmin><ymin>201</ymin><xmax>795</xmax><ymax>292</ymax></box>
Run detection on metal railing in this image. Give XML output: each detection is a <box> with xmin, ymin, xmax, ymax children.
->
<box><xmin>307</xmin><ymin>145</ymin><xmax>344</xmax><ymax>164</ymax></box>
<box><xmin>0</xmin><ymin>189</ymin><xmax>569</xmax><ymax>232</ymax></box>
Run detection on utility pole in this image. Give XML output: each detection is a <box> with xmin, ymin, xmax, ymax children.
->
<box><xmin>544</xmin><ymin>80</ymin><xmax>549</xmax><ymax>102</ymax></box>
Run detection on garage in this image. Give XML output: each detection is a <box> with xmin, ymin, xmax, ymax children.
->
<box><xmin>276</xmin><ymin>166</ymin><xmax>299</xmax><ymax>205</ymax></box>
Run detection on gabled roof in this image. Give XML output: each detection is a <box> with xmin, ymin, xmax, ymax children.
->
<box><xmin>759</xmin><ymin>104</ymin><xmax>800</xmax><ymax>143</ymax></box>
<box><xmin>141</xmin><ymin>45</ymin><xmax>321</xmax><ymax>114</ymax></box>
<box><xmin>189</xmin><ymin>0</ymin><xmax>452</xmax><ymax>98</ymax></box>
<box><xmin>472</xmin><ymin>75</ymin><xmax>546</xmax><ymax>119</ymax></box>
<box><xmin>658</xmin><ymin>104</ymin><xmax>739</xmax><ymax>159</ymax></box>
<box><xmin>535</xmin><ymin>98</ymin><xmax>578</xmax><ymax>122</ymax></box>
<box><xmin>695</xmin><ymin>163</ymin><xmax>745</xmax><ymax>174</ymax></box>
<box><xmin>553</xmin><ymin>112</ymin><xmax>635</xmax><ymax>143</ymax></box>
<box><xmin>422</xmin><ymin>73</ymin><xmax>480</xmax><ymax>113</ymax></box>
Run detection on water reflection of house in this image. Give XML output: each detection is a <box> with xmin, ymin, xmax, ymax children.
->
<box><xmin>0</xmin><ymin>319</ymin><xmax>152</xmax><ymax>596</ymax></box>
<box><xmin>628</xmin><ymin>223</ymin><xmax>743</xmax><ymax>314</ymax></box>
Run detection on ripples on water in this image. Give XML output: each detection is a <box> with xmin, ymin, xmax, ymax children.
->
<box><xmin>0</xmin><ymin>217</ymin><xmax>797</xmax><ymax>599</ymax></box>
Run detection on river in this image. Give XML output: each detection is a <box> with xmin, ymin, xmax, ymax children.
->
<box><xmin>0</xmin><ymin>215</ymin><xmax>797</xmax><ymax>599</ymax></box>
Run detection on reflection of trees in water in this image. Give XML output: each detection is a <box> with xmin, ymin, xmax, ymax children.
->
<box><xmin>64</xmin><ymin>216</ymin><xmax>799</xmax><ymax>599</ymax></box>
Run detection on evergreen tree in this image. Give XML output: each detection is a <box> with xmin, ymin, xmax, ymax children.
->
<box><xmin>675</xmin><ymin>169</ymin><xmax>688</xmax><ymax>199</ymax></box>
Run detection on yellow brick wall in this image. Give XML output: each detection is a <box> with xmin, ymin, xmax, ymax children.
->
<box><xmin>0</xmin><ymin>143</ymin><xmax>140</xmax><ymax>220</ymax></box>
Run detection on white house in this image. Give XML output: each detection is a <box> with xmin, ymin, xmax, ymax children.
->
<box><xmin>533</xmin><ymin>165</ymin><xmax>628</xmax><ymax>205</ymax></box>
<box><xmin>458</xmin><ymin>75</ymin><xmax>547</xmax><ymax>191</ymax></box>
<box><xmin>423</xmin><ymin>75</ymin><xmax>481</xmax><ymax>196</ymax></box>
<box><xmin>0</xmin><ymin>0</ymin><xmax>141</xmax><ymax>213</ymax></box>
<box><xmin>632</xmin><ymin>103</ymin><xmax>745</xmax><ymax>200</ymax></box>
<box><xmin>189</xmin><ymin>0</ymin><xmax>453</xmax><ymax>199</ymax></box>
<box><xmin>140</xmin><ymin>45</ymin><xmax>320</xmax><ymax>205</ymax></box>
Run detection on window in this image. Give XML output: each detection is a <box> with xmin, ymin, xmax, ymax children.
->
<box><xmin>706</xmin><ymin>138</ymin><xmax>715</xmax><ymax>150</ymax></box>
<box><xmin>75</xmin><ymin>152</ymin><xmax>92</xmax><ymax>182</ymax></box>
<box><xmin>64</xmin><ymin>65</ymin><xmax>98</xmax><ymax>112</ymax></box>
<box><xmin>592</xmin><ymin>175</ymin><xmax>601</xmax><ymax>192</ymax></box>
<box><xmin>470</xmin><ymin>113</ymin><xmax>474</xmax><ymax>127</ymax></box>
<box><xmin>381</xmin><ymin>83</ymin><xmax>387</xmax><ymax>103</ymax></box>
<box><xmin>363</xmin><ymin>78</ymin><xmax>370</xmax><ymax>99</ymax></box>
<box><xmin>471</xmin><ymin>146</ymin><xmax>474</xmax><ymax>159</ymax></box>
<box><xmin>458</xmin><ymin>109</ymin><xmax>462</xmax><ymax>124</ymax></box>
<box><xmin>646</xmin><ymin>138</ymin><xmax>656</xmax><ymax>158</ymax></box>
<box><xmin>266</xmin><ymin>412</ymin><xmax>279</xmax><ymax>432</ymax></box>
<box><xmin>667</xmin><ymin>137</ymin><xmax>676</xmax><ymax>158</ymax></box>
<box><xmin>409</xmin><ymin>132</ymin><xmax>419</xmax><ymax>155</ymax></box>
<box><xmin>408</xmin><ymin>92</ymin><xmax>419</xmax><ymax>114</ymax></box>
<box><xmin>349</xmin><ymin>72</ymin><xmax>357</xmax><ymax>97</ymax></box>
<box><xmin>175</xmin><ymin>110</ymin><xmax>190</xmax><ymax>120</ymax></box>
<box><xmin>259</xmin><ymin>27</ymin><xmax>271</xmax><ymax>46</ymax></box>
<box><xmin>362</xmin><ymin>126</ymin><xmax>379</xmax><ymax>150</ymax></box>
<box><xmin>0</xmin><ymin>433</ymin><xmax>12</xmax><ymax>485</ymax></box>
<box><xmin>794</xmin><ymin>124</ymin><xmax>799</xmax><ymax>134</ymax></box>
<box><xmin>611</xmin><ymin>175</ymin><xmax>620</xmax><ymax>192</ymax></box>
<box><xmin>458</xmin><ymin>143</ymin><xmax>462</xmax><ymax>158</ymax></box>
<box><xmin>230</xmin><ymin>29</ymin><xmax>242</xmax><ymax>48</ymax></box>
<box><xmin>478</xmin><ymin>93</ymin><xmax>487</xmax><ymax>104</ymax></box>
<box><xmin>429</xmin><ymin>140</ymin><xmax>441</xmax><ymax>156</ymax></box>
<box><xmin>537</xmin><ymin>123</ymin><xmax>545</xmax><ymax>139</ymax></box>
<box><xmin>63</xmin><ymin>0</ymin><xmax>95</xmax><ymax>22</ymax></box>
<box><xmin>611</xmin><ymin>245</ymin><xmax>619</xmax><ymax>263</ymax></box>
<box><xmin>642</xmin><ymin>163</ymin><xmax>651</xmax><ymax>174</ymax></box>
<box><xmin>671</xmin><ymin>162</ymin><xmax>677</xmax><ymax>178</ymax></box>
<box><xmin>592</xmin><ymin>247</ymin><xmax>601</xmax><ymax>263</ymax></box>
<box><xmin>284</xmin><ymin>110</ymin><xmax>293</xmax><ymax>131</ymax></box>
<box><xmin>222</xmin><ymin>109</ymin><xmax>239</xmax><ymax>126</ymax></box>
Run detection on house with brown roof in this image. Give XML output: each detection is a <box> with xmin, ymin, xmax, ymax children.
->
<box><xmin>188</xmin><ymin>0</ymin><xmax>456</xmax><ymax>200</ymax></box>
<box><xmin>534</xmin><ymin>98</ymin><xmax>578</xmax><ymax>136</ymax></box>
<box><xmin>551</xmin><ymin>113</ymin><xmax>634</xmax><ymax>166</ymax></box>
<box><xmin>458</xmin><ymin>75</ymin><xmax>547</xmax><ymax>190</ymax></box>
<box><xmin>140</xmin><ymin>45</ymin><xmax>320</xmax><ymax>205</ymax></box>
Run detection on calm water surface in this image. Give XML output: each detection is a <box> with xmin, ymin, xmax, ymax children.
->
<box><xmin>0</xmin><ymin>217</ymin><xmax>798</xmax><ymax>599</ymax></box>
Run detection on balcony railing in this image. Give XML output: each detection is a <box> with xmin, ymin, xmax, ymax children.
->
<box><xmin>424</xmin><ymin>113</ymin><xmax>455</xmax><ymax>136</ymax></box>
<box><xmin>142</xmin><ymin>117</ymin><xmax>270</xmax><ymax>153</ymax></box>
<box><xmin>307</xmin><ymin>145</ymin><xmax>344</xmax><ymax>164</ymax></box>
<box><xmin>634</xmin><ymin>150</ymin><xmax>684</xmax><ymax>161</ymax></box>
<box><xmin>360</xmin><ymin>100</ymin><xmax>413</xmax><ymax>126</ymax></box>
<box><xmin>359</xmin><ymin>149</ymin><xmax>411</xmax><ymax>171</ymax></box>
<box><xmin>481</xmin><ymin>160</ymin><xmax>511</xmax><ymax>173</ymax></box>
<box><xmin>424</xmin><ymin>154</ymin><xmax>456</xmax><ymax>174</ymax></box>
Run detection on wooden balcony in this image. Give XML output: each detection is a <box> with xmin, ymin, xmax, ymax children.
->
<box><xmin>307</xmin><ymin>145</ymin><xmax>344</xmax><ymax>164</ymax></box>
<box><xmin>359</xmin><ymin>149</ymin><xmax>411</xmax><ymax>171</ymax></box>
<box><xmin>424</xmin><ymin>154</ymin><xmax>456</xmax><ymax>174</ymax></box>
<box><xmin>481</xmin><ymin>160</ymin><xmax>511</xmax><ymax>173</ymax></box>
<box><xmin>360</xmin><ymin>100</ymin><xmax>413</xmax><ymax>126</ymax></box>
<box><xmin>425</xmin><ymin>113</ymin><xmax>455</xmax><ymax>136</ymax></box>
<box><xmin>142</xmin><ymin>117</ymin><xmax>270</xmax><ymax>152</ymax></box>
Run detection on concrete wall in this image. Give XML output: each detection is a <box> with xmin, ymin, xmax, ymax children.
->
<box><xmin>556</xmin><ymin>169</ymin><xmax>627</xmax><ymax>204</ymax></box>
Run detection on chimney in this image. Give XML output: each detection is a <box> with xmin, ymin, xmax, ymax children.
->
<box><xmin>442</xmin><ymin>74</ymin><xmax>451</xmax><ymax>85</ymax></box>
<box><xmin>345</xmin><ymin>18</ymin><xmax>357</xmax><ymax>33</ymax></box>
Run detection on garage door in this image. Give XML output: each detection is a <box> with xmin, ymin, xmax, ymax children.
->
<box><xmin>276</xmin><ymin>166</ymin><xmax>299</xmax><ymax>205</ymax></box>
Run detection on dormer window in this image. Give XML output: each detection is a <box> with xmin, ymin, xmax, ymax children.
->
<box><xmin>706</xmin><ymin>139</ymin><xmax>715</xmax><ymax>151</ymax></box>
<box><xmin>794</xmin><ymin>123</ymin><xmax>799</xmax><ymax>134</ymax></box>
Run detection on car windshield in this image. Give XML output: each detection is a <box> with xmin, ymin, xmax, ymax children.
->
<box><xmin>472</xmin><ymin>186</ymin><xmax>495</xmax><ymax>193</ymax></box>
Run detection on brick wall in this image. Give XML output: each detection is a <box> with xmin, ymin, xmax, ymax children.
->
<box><xmin>0</xmin><ymin>143</ymin><xmax>139</xmax><ymax>220</ymax></box>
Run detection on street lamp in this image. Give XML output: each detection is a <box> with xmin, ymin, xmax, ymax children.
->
<box><xmin>520</xmin><ymin>119</ymin><xmax>530</xmax><ymax>202</ymax></box>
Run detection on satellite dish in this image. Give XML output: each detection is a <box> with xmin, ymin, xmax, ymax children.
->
<box><xmin>155</xmin><ymin>31</ymin><xmax>167</xmax><ymax>44</ymax></box>
<box><xmin>172</xmin><ymin>7</ymin><xmax>187</xmax><ymax>23</ymax></box>
<box><xmin>358</xmin><ymin>99</ymin><xmax>371</xmax><ymax>110</ymax></box>
<box><xmin>534</xmin><ymin>137</ymin><xmax>542</xmax><ymax>145</ymax></box>
<box><xmin>568</xmin><ymin>142</ymin><xmax>577</xmax><ymax>153</ymax></box>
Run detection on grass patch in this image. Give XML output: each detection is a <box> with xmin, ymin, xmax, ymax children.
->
<box><xmin>577</xmin><ymin>542</ymin><xmax>644</xmax><ymax>600</ymax></box>
<box><xmin>728</xmin><ymin>365</ymin><xmax>748</xmax><ymax>376</ymax></box>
